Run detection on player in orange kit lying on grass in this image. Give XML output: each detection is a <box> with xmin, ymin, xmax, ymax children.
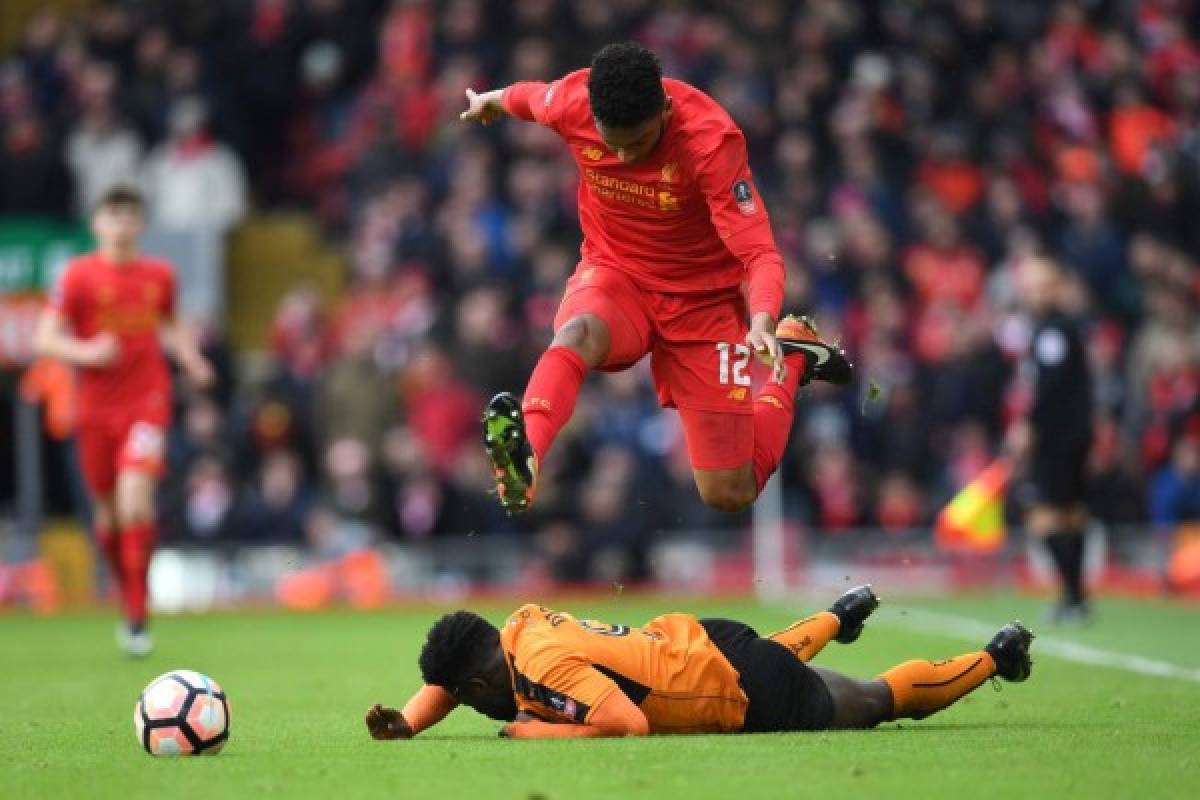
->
<box><xmin>365</xmin><ymin>587</ymin><xmax>1033</xmax><ymax>739</ymax></box>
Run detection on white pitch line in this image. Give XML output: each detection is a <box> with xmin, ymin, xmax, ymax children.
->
<box><xmin>875</xmin><ymin>607</ymin><xmax>1200</xmax><ymax>685</ymax></box>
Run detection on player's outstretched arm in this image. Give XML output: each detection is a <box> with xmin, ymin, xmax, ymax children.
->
<box><xmin>463</xmin><ymin>77</ymin><xmax>565</xmax><ymax>129</ymax></box>
<box><xmin>499</xmin><ymin>690</ymin><xmax>649</xmax><ymax>740</ymax></box>
<box><xmin>365</xmin><ymin>685</ymin><xmax>458</xmax><ymax>740</ymax></box>
<box><xmin>460</xmin><ymin>88</ymin><xmax>508</xmax><ymax>125</ymax></box>
<box><xmin>162</xmin><ymin>317</ymin><xmax>214</xmax><ymax>389</ymax></box>
<box><xmin>694</xmin><ymin>131</ymin><xmax>787</xmax><ymax>381</ymax></box>
<box><xmin>31</xmin><ymin>308</ymin><xmax>118</xmax><ymax>368</ymax></box>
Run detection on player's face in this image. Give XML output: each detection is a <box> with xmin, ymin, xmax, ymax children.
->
<box><xmin>454</xmin><ymin>677</ymin><xmax>518</xmax><ymax>722</ymax></box>
<box><xmin>91</xmin><ymin>203</ymin><xmax>144</xmax><ymax>252</ymax></box>
<box><xmin>596</xmin><ymin>99</ymin><xmax>672</xmax><ymax>164</ymax></box>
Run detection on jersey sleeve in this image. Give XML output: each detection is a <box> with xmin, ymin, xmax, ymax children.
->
<box><xmin>158</xmin><ymin>263</ymin><xmax>177</xmax><ymax>318</ymax></box>
<box><xmin>692</xmin><ymin>129</ymin><xmax>784</xmax><ymax>319</ymax></box>
<box><xmin>502</xmin><ymin>69</ymin><xmax>585</xmax><ymax>133</ymax></box>
<box><xmin>47</xmin><ymin>262</ymin><xmax>84</xmax><ymax>325</ymax></box>
<box><xmin>514</xmin><ymin>641</ymin><xmax>620</xmax><ymax>725</ymax></box>
<box><xmin>502</xmin><ymin>80</ymin><xmax>563</xmax><ymax>129</ymax></box>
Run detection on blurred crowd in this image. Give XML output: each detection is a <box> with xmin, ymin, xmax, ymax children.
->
<box><xmin>6</xmin><ymin>0</ymin><xmax>1200</xmax><ymax>582</ymax></box>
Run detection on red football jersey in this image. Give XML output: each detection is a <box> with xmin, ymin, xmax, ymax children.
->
<box><xmin>503</xmin><ymin>70</ymin><xmax>784</xmax><ymax>319</ymax></box>
<box><xmin>49</xmin><ymin>253</ymin><xmax>175</xmax><ymax>423</ymax></box>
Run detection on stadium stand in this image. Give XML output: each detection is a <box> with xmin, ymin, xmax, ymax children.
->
<box><xmin>2</xmin><ymin>0</ymin><xmax>1199</xmax><ymax>591</ymax></box>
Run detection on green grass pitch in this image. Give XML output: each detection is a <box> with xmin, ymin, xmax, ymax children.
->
<box><xmin>2</xmin><ymin>593</ymin><xmax>1198</xmax><ymax>799</ymax></box>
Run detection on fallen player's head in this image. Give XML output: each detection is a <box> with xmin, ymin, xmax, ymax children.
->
<box><xmin>419</xmin><ymin>611</ymin><xmax>517</xmax><ymax>721</ymax></box>
<box><xmin>588</xmin><ymin>41</ymin><xmax>670</xmax><ymax>164</ymax></box>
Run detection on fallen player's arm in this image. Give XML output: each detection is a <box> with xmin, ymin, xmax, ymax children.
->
<box><xmin>499</xmin><ymin>690</ymin><xmax>649</xmax><ymax>740</ymax></box>
<box><xmin>365</xmin><ymin>684</ymin><xmax>458</xmax><ymax>740</ymax></box>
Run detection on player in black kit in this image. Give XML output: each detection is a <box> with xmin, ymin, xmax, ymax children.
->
<box><xmin>1008</xmin><ymin>257</ymin><xmax>1094</xmax><ymax>623</ymax></box>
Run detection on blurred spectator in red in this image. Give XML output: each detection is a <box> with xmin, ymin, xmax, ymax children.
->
<box><xmin>916</xmin><ymin>130</ymin><xmax>985</xmax><ymax>215</ymax></box>
<box><xmin>1110</xmin><ymin>81</ymin><xmax>1175</xmax><ymax>176</ymax></box>
<box><xmin>809</xmin><ymin>442</ymin><xmax>863</xmax><ymax>531</ymax></box>
<box><xmin>876</xmin><ymin>472</ymin><xmax>926</xmax><ymax>534</ymax></box>
<box><xmin>270</xmin><ymin>285</ymin><xmax>331</xmax><ymax>385</ymax></box>
<box><xmin>399</xmin><ymin>343</ymin><xmax>481</xmax><ymax>476</ymax></box>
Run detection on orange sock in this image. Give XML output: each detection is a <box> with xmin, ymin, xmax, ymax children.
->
<box><xmin>768</xmin><ymin>611</ymin><xmax>840</xmax><ymax>662</ymax></box>
<box><xmin>880</xmin><ymin>651</ymin><xmax>997</xmax><ymax>720</ymax></box>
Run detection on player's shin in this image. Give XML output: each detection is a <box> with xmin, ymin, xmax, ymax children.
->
<box><xmin>750</xmin><ymin>352</ymin><xmax>804</xmax><ymax>492</ymax></box>
<box><xmin>117</xmin><ymin>522</ymin><xmax>157</xmax><ymax>628</ymax></box>
<box><xmin>95</xmin><ymin>523</ymin><xmax>126</xmax><ymax>598</ymax></box>
<box><xmin>879</xmin><ymin>651</ymin><xmax>996</xmax><ymax>720</ymax></box>
<box><xmin>521</xmin><ymin>345</ymin><xmax>588</xmax><ymax>460</ymax></box>
<box><xmin>768</xmin><ymin>612</ymin><xmax>840</xmax><ymax>662</ymax></box>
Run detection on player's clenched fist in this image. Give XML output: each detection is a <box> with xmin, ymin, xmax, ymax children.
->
<box><xmin>365</xmin><ymin>703</ymin><xmax>414</xmax><ymax>740</ymax></box>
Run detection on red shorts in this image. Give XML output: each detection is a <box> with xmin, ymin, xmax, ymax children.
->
<box><xmin>77</xmin><ymin>406</ymin><xmax>169</xmax><ymax>497</ymax></box>
<box><xmin>554</xmin><ymin>264</ymin><xmax>756</xmax><ymax>470</ymax></box>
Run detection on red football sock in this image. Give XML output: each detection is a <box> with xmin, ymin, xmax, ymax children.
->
<box><xmin>95</xmin><ymin>522</ymin><xmax>124</xmax><ymax>600</ymax></box>
<box><xmin>751</xmin><ymin>352</ymin><xmax>806</xmax><ymax>493</ymax></box>
<box><xmin>521</xmin><ymin>345</ymin><xmax>588</xmax><ymax>460</ymax></box>
<box><xmin>118</xmin><ymin>522</ymin><xmax>157</xmax><ymax>627</ymax></box>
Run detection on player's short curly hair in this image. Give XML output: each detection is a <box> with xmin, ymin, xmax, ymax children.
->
<box><xmin>588</xmin><ymin>42</ymin><xmax>665</xmax><ymax>128</ymax></box>
<box><xmin>418</xmin><ymin>611</ymin><xmax>499</xmax><ymax>690</ymax></box>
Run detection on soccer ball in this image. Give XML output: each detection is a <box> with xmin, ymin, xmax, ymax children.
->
<box><xmin>134</xmin><ymin>670</ymin><xmax>230</xmax><ymax>756</ymax></box>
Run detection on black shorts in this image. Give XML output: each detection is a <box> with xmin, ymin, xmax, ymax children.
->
<box><xmin>1030</xmin><ymin>439</ymin><xmax>1089</xmax><ymax>507</ymax></box>
<box><xmin>700</xmin><ymin>618</ymin><xmax>834</xmax><ymax>733</ymax></box>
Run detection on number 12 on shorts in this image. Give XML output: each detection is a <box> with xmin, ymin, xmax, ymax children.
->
<box><xmin>716</xmin><ymin>342</ymin><xmax>751</xmax><ymax>386</ymax></box>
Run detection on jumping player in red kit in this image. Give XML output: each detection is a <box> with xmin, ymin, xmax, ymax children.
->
<box><xmin>33</xmin><ymin>186</ymin><xmax>212</xmax><ymax>656</ymax></box>
<box><xmin>461</xmin><ymin>43</ymin><xmax>852</xmax><ymax>515</ymax></box>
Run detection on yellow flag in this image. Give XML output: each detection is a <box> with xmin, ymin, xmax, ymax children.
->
<box><xmin>935</xmin><ymin>459</ymin><xmax>1011</xmax><ymax>554</ymax></box>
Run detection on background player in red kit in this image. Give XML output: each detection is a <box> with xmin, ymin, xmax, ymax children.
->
<box><xmin>32</xmin><ymin>186</ymin><xmax>213</xmax><ymax>656</ymax></box>
<box><xmin>462</xmin><ymin>43</ymin><xmax>852</xmax><ymax>515</ymax></box>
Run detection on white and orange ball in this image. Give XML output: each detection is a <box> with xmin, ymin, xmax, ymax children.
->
<box><xmin>134</xmin><ymin>670</ymin><xmax>230</xmax><ymax>756</ymax></box>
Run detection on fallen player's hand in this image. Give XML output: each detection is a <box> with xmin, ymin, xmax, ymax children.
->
<box><xmin>498</xmin><ymin>712</ymin><xmax>535</xmax><ymax>737</ymax></box>
<box><xmin>365</xmin><ymin>703</ymin><xmax>414</xmax><ymax>740</ymax></box>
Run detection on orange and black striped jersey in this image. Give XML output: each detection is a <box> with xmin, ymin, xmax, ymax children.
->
<box><xmin>499</xmin><ymin>604</ymin><xmax>749</xmax><ymax>734</ymax></box>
